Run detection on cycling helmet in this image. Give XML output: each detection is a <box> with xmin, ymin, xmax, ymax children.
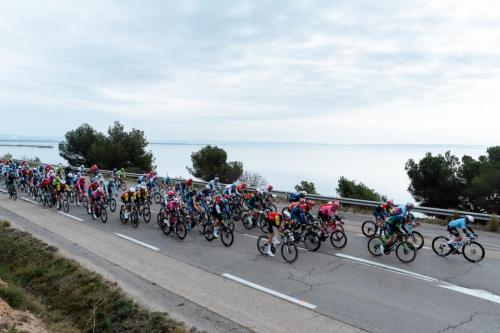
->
<box><xmin>306</xmin><ymin>200</ymin><xmax>316</xmax><ymax>207</ymax></box>
<box><xmin>223</xmin><ymin>194</ymin><xmax>230</xmax><ymax>200</ymax></box>
<box><xmin>300</xmin><ymin>197</ymin><xmax>306</xmax><ymax>203</ymax></box>
<box><xmin>113</xmin><ymin>168</ymin><xmax>117</xmax><ymax>172</ymax></box>
<box><xmin>215</xmin><ymin>196</ymin><xmax>222</xmax><ymax>203</ymax></box>
<box><xmin>167</xmin><ymin>190</ymin><xmax>175</xmax><ymax>197</ymax></box>
<box><xmin>267</xmin><ymin>185</ymin><xmax>273</xmax><ymax>191</ymax></box>
<box><xmin>332</xmin><ymin>200</ymin><xmax>340</xmax><ymax>209</ymax></box>
<box><xmin>387</xmin><ymin>199</ymin><xmax>394</xmax><ymax>206</ymax></box>
<box><xmin>241</xmin><ymin>183</ymin><xmax>247</xmax><ymax>189</ymax></box>
<box><xmin>129</xmin><ymin>187</ymin><xmax>135</xmax><ymax>192</ymax></box>
<box><xmin>77</xmin><ymin>172</ymin><xmax>81</xmax><ymax>177</ymax></box>
<box><xmin>466</xmin><ymin>215</ymin><xmax>474</xmax><ymax>223</ymax></box>
<box><xmin>283</xmin><ymin>211</ymin><xmax>291</xmax><ymax>219</ymax></box>
<box><xmin>205</xmin><ymin>185</ymin><xmax>210</xmax><ymax>190</ymax></box>
<box><xmin>186</xmin><ymin>178</ymin><xmax>193</xmax><ymax>185</ymax></box>
<box><xmin>214</xmin><ymin>177</ymin><xmax>219</xmax><ymax>181</ymax></box>
<box><xmin>300</xmin><ymin>191</ymin><xmax>307</xmax><ymax>197</ymax></box>
<box><xmin>406</xmin><ymin>202</ymin><xmax>415</xmax><ymax>209</ymax></box>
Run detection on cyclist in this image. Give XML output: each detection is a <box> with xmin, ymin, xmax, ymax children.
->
<box><xmin>75</xmin><ymin>174</ymin><xmax>86</xmax><ymax>205</ymax></box>
<box><xmin>90</xmin><ymin>186</ymin><xmax>105</xmax><ymax>219</ymax></box>
<box><xmin>290</xmin><ymin>198</ymin><xmax>307</xmax><ymax>230</ymax></box>
<box><xmin>392</xmin><ymin>202</ymin><xmax>415</xmax><ymax>218</ymax></box>
<box><xmin>120</xmin><ymin>187</ymin><xmax>136</xmax><ymax>219</ymax></box>
<box><xmin>373</xmin><ymin>199</ymin><xmax>394</xmax><ymax>222</ymax></box>
<box><xmin>210</xmin><ymin>196</ymin><xmax>227</xmax><ymax>238</ymax></box>
<box><xmin>318</xmin><ymin>200</ymin><xmax>341</xmax><ymax>223</ymax></box>
<box><xmin>288</xmin><ymin>190</ymin><xmax>306</xmax><ymax>203</ymax></box>
<box><xmin>447</xmin><ymin>215</ymin><xmax>478</xmax><ymax>252</ymax></box>
<box><xmin>6</xmin><ymin>171</ymin><xmax>16</xmax><ymax>199</ymax></box>
<box><xmin>208</xmin><ymin>177</ymin><xmax>221</xmax><ymax>193</ymax></box>
<box><xmin>381</xmin><ymin>212</ymin><xmax>411</xmax><ymax>255</ymax></box>
<box><xmin>264</xmin><ymin>211</ymin><xmax>291</xmax><ymax>257</ymax></box>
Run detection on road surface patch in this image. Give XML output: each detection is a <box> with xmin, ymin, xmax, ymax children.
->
<box><xmin>222</xmin><ymin>273</ymin><xmax>317</xmax><ymax>310</ymax></box>
<box><xmin>115</xmin><ymin>233</ymin><xmax>160</xmax><ymax>251</ymax></box>
<box><xmin>336</xmin><ymin>253</ymin><xmax>500</xmax><ymax>305</ymax></box>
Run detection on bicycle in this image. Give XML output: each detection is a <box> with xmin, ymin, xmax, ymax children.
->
<box><xmin>367</xmin><ymin>233</ymin><xmax>417</xmax><ymax>263</ymax></box>
<box><xmin>7</xmin><ymin>184</ymin><xmax>17</xmax><ymax>200</ymax></box>
<box><xmin>241</xmin><ymin>209</ymin><xmax>270</xmax><ymax>232</ymax></box>
<box><xmin>119</xmin><ymin>202</ymin><xmax>139</xmax><ymax>228</ymax></box>
<box><xmin>159</xmin><ymin>210</ymin><xmax>187</xmax><ymax>240</ymax></box>
<box><xmin>361</xmin><ymin>216</ymin><xmax>386</xmax><ymax>237</ymax></box>
<box><xmin>432</xmin><ymin>234</ymin><xmax>485</xmax><ymax>263</ymax></box>
<box><xmin>257</xmin><ymin>230</ymin><xmax>298</xmax><ymax>263</ymax></box>
<box><xmin>307</xmin><ymin>218</ymin><xmax>347</xmax><ymax>252</ymax></box>
<box><xmin>204</xmin><ymin>218</ymin><xmax>234</xmax><ymax>247</ymax></box>
<box><xmin>91</xmin><ymin>200</ymin><xmax>108</xmax><ymax>223</ymax></box>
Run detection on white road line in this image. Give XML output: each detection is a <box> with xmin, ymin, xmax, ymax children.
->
<box><xmin>222</xmin><ymin>273</ymin><xmax>317</xmax><ymax>310</ymax></box>
<box><xmin>114</xmin><ymin>233</ymin><xmax>160</xmax><ymax>251</ymax></box>
<box><xmin>335</xmin><ymin>253</ymin><xmax>439</xmax><ymax>282</ymax></box>
<box><xmin>439</xmin><ymin>285</ymin><xmax>500</xmax><ymax>305</ymax></box>
<box><xmin>0</xmin><ymin>189</ymin><xmax>7</xmax><ymax>194</ymax></box>
<box><xmin>242</xmin><ymin>233</ymin><xmax>258</xmax><ymax>239</ymax></box>
<box><xmin>423</xmin><ymin>246</ymin><xmax>431</xmax><ymax>250</ymax></box>
<box><xmin>356</xmin><ymin>234</ymin><xmax>365</xmax><ymax>237</ymax></box>
<box><xmin>336</xmin><ymin>253</ymin><xmax>500</xmax><ymax>306</ymax></box>
<box><xmin>21</xmin><ymin>197</ymin><xmax>38</xmax><ymax>204</ymax></box>
<box><xmin>57</xmin><ymin>211</ymin><xmax>84</xmax><ymax>222</ymax></box>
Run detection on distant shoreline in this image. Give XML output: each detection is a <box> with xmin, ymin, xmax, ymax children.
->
<box><xmin>0</xmin><ymin>144</ymin><xmax>53</xmax><ymax>148</ymax></box>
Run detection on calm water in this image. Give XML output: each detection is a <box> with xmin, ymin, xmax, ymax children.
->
<box><xmin>0</xmin><ymin>141</ymin><xmax>487</xmax><ymax>203</ymax></box>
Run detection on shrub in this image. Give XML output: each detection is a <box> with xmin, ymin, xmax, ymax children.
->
<box><xmin>490</xmin><ymin>215</ymin><xmax>498</xmax><ymax>232</ymax></box>
<box><xmin>187</xmin><ymin>145</ymin><xmax>243</xmax><ymax>183</ymax></box>
<box><xmin>336</xmin><ymin>177</ymin><xmax>381</xmax><ymax>201</ymax></box>
<box><xmin>294</xmin><ymin>181</ymin><xmax>318</xmax><ymax>195</ymax></box>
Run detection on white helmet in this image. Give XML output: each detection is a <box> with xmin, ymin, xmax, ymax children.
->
<box><xmin>129</xmin><ymin>187</ymin><xmax>136</xmax><ymax>192</ymax></box>
<box><xmin>283</xmin><ymin>211</ymin><xmax>291</xmax><ymax>219</ymax></box>
<box><xmin>406</xmin><ymin>202</ymin><xmax>415</xmax><ymax>209</ymax></box>
<box><xmin>466</xmin><ymin>215</ymin><xmax>474</xmax><ymax>223</ymax></box>
<box><xmin>205</xmin><ymin>185</ymin><xmax>210</xmax><ymax>190</ymax></box>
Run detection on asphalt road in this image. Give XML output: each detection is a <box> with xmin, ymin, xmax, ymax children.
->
<box><xmin>1</xmin><ymin>188</ymin><xmax>500</xmax><ymax>333</ymax></box>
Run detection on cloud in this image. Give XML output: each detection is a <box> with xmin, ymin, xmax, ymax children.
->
<box><xmin>0</xmin><ymin>0</ymin><xmax>499</xmax><ymax>144</ymax></box>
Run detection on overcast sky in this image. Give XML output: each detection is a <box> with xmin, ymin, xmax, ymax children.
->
<box><xmin>1</xmin><ymin>0</ymin><xmax>499</xmax><ymax>144</ymax></box>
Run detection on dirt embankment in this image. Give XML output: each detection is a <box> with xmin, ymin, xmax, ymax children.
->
<box><xmin>0</xmin><ymin>279</ymin><xmax>50</xmax><ymax>333</ymax></box>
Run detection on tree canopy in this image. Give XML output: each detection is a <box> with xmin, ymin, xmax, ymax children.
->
<box><xmin>59</xmin><ymin>122</ymin><xmax>154</xmax><ymax>172</ymax></box>
<box><xmin>295</xmin><ymin>181</ymin><xmax>318</xmax><ymax>195</ymax></box>
<box><xmin>336</xmin><ymin>176</ymin><xmax>381</xmax><ymax>201</ymax></box>
<box><xmin>187</xmin><ymin>145</ymin><xmax>243</xmax><ymax>183</ymax></box>
<box><xmin>405</xmin><ymin>147</ymin><xmax>500</xmax><ymax>213</ymax></box>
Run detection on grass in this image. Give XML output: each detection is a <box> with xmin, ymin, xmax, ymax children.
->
<box><xmin>0</xmin><ymin>220</ymin><xmax>197</xmax><ymax>333</ymax></box>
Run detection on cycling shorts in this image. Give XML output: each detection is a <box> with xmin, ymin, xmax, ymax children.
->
<box><xmin>447</xmin><ymin>226</ymin><xmax>460</xmax><ymax>237</ymax></box>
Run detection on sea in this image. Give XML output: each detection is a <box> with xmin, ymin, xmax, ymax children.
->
<box><xmin>0</xmin><ymin>140</ymin><xmax>488</xmax><ymax>203</ymax></box>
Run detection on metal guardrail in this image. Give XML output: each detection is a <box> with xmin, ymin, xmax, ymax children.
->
<box><xmin>9</xmin><ymin>160</ymin><xmax>495</xmax><ymax>221</ymax></box>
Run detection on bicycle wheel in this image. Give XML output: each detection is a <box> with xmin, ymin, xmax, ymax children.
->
<box><xmin>336</xmin><ymin>223</ymin><xmax>345</xmax><ymax>233</ymax></box>
<box><xmin>175</xmin><ymin>221</ymin><xmax>187</xmax><ymax>240</ymax></box>
<box><xmin>82</xmin><ymin>196</ymin><xmax>88</xmax><ymax>208</ymax></box>
<box><xmin>395</xmin><ymin>242</ymin><xmax>416</xmax><ymax>263</ymax></box>
<box><xmin>231</xmin><ymin>207</ymin><xmax>242</xmax><ymax>221</ymax></box>
<box><xmin>367</xmin><ymin>236</ymin><xmax>384</xmax><ymax>256</ymax></box>
<box><xmin>281</xmin><ymin>207</ymin><xmax>290</xmax><ymax>215</ymax></box>
<box><xmin>157</xmin><ymin>207</ymin><xmax>165</xmax><ymax>226</ymax></box>
<box><xmin>227</xmin><ymin>220</ymin><xmax>235</xmax><ymax>232</ymax></box>
<box><xmin>407</xmin><ymin>231</ymin><xmax>424</xmax><ymax>250</ymax></box>
<box><xmin>330</xmin><ymin>230</ymin><xmax>347</xmax><ymax>249</ymax></box>
<box><xmin>198</xmin><ymin>216</ymin><xmax>207</xmax><ymax>234</ymax></box>
<box><xmin>362</xmin><ymin>220</ymin><xmax>377</xmax><ymax>237</ymax></box>
<box><xmin>281</xmin><ymin>242</ymin><xmax>298</xmax><ymax>263</ymax></box>
<box><xmin>257</xmin><ymin>235</ymin><xmax>269</xmax><ymax>255</ymax></box>
<box><xmin>91</xmin><ymin>207</ymin><xmax>97</xmax><ymax>220</ymax></box>
<box><xmin>100</xmin><ymin>208</ymin><xmax>108</xmax><ymax>223</ymax></box>
<box><xmin>154</xmin><ymin>192</ymin><xmax>161</xmax><ymax>204</ymax></box>
<box><xmin>257</xmin><ymin>216</ymin><xmax>267</xmax><ymax>233</ymax></box>
<box><xmin>120</xmin><ymin>181</ymin><xmax>126</xmax><ymax>191</ymax></box>
<box><xmin>62</xmin><ymin>200</ymin><xmax>69</xmax><ymax>213</ymax></box>
<box><xmin>69</xmin><ymin>191</ymin><xmax>74</xmax><ymax>203</ymax></box>
<box><xmin>160</xmin><ymin>218</ymin><xmax>172</xmax><ymax>235</ymax></box>
<box><xmin>204</xmin><ymin>223</ymin><xmax>215</xmax><ymax>241</ymax></box>
<box><xmin>119</xmin><ymin>206</ymin><xmax>128</xmax><ymax>224</ymax></box>
<box><xmin>242</xmin><ymin>213</ymin><xmax>254</xmax><ymax>230</ymax></box>
<box><xmin>304</xmin><ymin>231</ymin><xmax>321</xmax><ymax>252</ymax></box>
<box><xmin>143</xmin><ymin>207</ymin><xmax>151</xmax><ymax>223</ymax></box>
<box><xmin>109</xmin><ymin>198</ymin><xmax>116</xmax><ymax>212</ymax></box>
<box><xmin>131</xmin><ymin>211</ymin><xmax>139</xmax><ymax>228</ymax></box>
<box><xmin>432</xmin><ymin>236</ymin><xmax>451</xmax><ymax>257</ymax></box>
<box><xmin>462</xmin><ymin>241</ymin><xmax>485</xmax><ymax>263</ymax></box>
<box><xmin>268</xmin><ymin>204</ymin><xmax>277</xmax><ymax>212</ymax></box>
<box><xmin>221</xmin><ymin>227</ymin><xmax>234</xmax><ymax>247</ymax></box>
<box><xmin>12</xmin><ymin>192</ymin><xmax>17</xmax><ymax>201</ymax></box>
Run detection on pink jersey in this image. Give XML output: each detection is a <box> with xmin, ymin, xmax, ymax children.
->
<box><xmin>319</xmin><ymin>203</ymin><xmax>337</xmax><ymax>217</ymax></box>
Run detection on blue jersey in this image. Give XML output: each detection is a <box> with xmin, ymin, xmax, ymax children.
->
<box><xmin>449</xmin><ymin>218</ymin><xmax>468</xmax><ymax>229</ymax></box>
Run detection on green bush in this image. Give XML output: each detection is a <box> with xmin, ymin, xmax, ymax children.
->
<box><xmin>294</xmin><ymin>181</ymin><xmax>318</xmax><ymax>195</ymax></box>
<box><xmin>490</xmin><ymin>215</ymin><xmax>498</xmax><ymax>232</ymax></box>
<box><xmin>336</xmin><ymin>177</ymin><xmax>381</xmax><ymax>201</ymax></box>
<box><xmin>0</xmin><ymin>285</ymin><xmax>25</xmax><ymax>309</ymax></box>
<box><xmin>0</xmin><ymin>222</ymin><xmax>190</xmax><ymax>333</ymax></box>
<box><xmin>187</xmin><ymin>145</ymin><xmax>243</xmax><ymax>183</ymax></box>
